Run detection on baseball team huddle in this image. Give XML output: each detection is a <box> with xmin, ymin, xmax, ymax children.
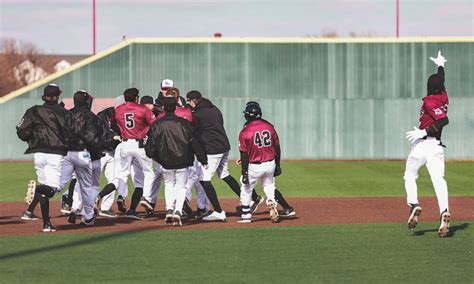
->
<box><xmin>16</xmin><ymin>78</ymin><xmax>295</xmax><ymax>232</ymax></box>
<box><xmin>16</xmin><ymin>51</ymin><xmax>451</xmax><ymax>237</ymax></box>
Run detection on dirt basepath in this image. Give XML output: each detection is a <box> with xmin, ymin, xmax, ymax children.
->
<box><xmin>1</xmin><ymin>197</ymin><xmax>473</xmax><ymax>236</ymax></box>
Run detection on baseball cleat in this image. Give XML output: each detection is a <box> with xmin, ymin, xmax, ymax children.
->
<box><xmin>67</xmin><ymin>211</ymin><xmax>77</xmax><ymax>224</ymax></box>
<box><xmin>165</xmin><ymin>209</ymin><xmax>174</xmax><ymax>224</ymax></box>
<box><xmin>407</xmin><ymin>204</ymin><xmax>422</xmax><ymax>230</ymax></box>
<box><xmin>250</xmin><ymin>195</ymin><xmax>264</xmax><ymax>214</ymax></box>
<box><xmin>202</xmin><ymin>211</ymin><xmax>226</xmax><ymax>222</ymax></box>
<box><xmin>267</xmin><ymin>200</ymin><xmax>279</xmax><ymax>223</ymax></box>
<box><xmin>139</xmin><ymin>197</ymin><xmax>154</xmax><ymax>216</ymax></box>
<box><xmin>172</xmin><ymin>211</ymin><xmax>182</xmax><ymax>227</ymax></box>
<box><xmin>61</xmin><ymin>203</ymin><xmax>72</xmax><ymax>215</ymax></box>
<box><xmin>25</xmin><ymin>180</ymin><xmax>36</xmax><ymax>205</ymax></box>
<box><xmin>98</xmin><ymin>209</ymin><xmax>117</xmax><ymax>218</ymax></box>
<box><xmin>116</xmin><ymin>195</ymin><xmax>127</xmax><ymax>214</ymax></box>
<box><xmin>80</xmin><ymin>216</ymin><xmax>96</xmax><ymax>226</ymax></box>
<box><xmin>237</xmin><ymin>213</ymin><xmax>252</xmax><ymax>223</ymax></box>
<box><xmin>438</xmin><ymin>210</ymin><xmax>451</xmax><ymax>238</ymax></box>
<box><xmin>195</xmin><ymin>208</ymin><xmax>210</xmax><ymax>219</ymax></box>
<box><xmin>42</xmin><ymin>222</ymin><xmax>57</xmax><ymax>232</ymax></box>
<box><xmin>126</xmin><ymin>210</ymin><xmax>143</xmax><ymax>220</ymax></box>
<box><xmin>21</xmin><ymin>211</ymin><xmax>39</xmax><ymax>221</ymax></box>
<box><xmin>279</xmin><ymin>207</ymin><xmax>296</xmax><ymax>218</ymax></box>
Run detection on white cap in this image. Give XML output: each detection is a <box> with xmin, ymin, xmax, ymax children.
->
<box><xmin>114</xmin><ymin>95</ymin><xmax>125</xmax><ymax>108</ymax></box>
<box><xmin>161</xmin><ymin>79</ymin><xmax>174</xmax><ymax>90</ymax></box>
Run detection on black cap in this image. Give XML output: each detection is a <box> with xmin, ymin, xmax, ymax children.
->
<box><xmin>163</xmin><ymin>96</ymin><xmax>177</xmax><ymax>112</ymax></box>
<box><xmin>140</xmin><ymin>95</ymin><xmax>154</xmax><ymax>105</ymax></box>
<box><xmin>186</xmin><ymin>90</ymin><xmax>202</xmax><ymax>101</ymax></box>
<box><xmin>43</xmin><ymin>84</ymin><xmax>61</xmax><ymax>97</ymax></box>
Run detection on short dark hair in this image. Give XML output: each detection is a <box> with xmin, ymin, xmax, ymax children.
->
<box><xmin>163</xmin><ymin>96</ymin><xmax>177</xmax><ymax>113</ymax></box>
<box><xmin>124</xmin><ymin>88</ymin><xmax>139</xmax><ymax>102</ymax></box>
<box><xmin>186</xmin><ymin>90</ymin><xmax>202</xmax><ymax>101</ymax></box>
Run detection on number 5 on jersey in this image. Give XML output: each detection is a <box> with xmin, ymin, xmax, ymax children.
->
<box><xmin>254</xmin><ymin>130</ymin><xmax>271</xmax><ymax>148</ymax></box>
<box><xmin>125</xmin><ymin>113</ymin><xmax>135</xmax><ymax>129</ymax></box>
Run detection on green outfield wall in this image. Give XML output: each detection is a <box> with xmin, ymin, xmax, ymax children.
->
<box><xmin>1</xmin><ymin>38</ymin><xmax>473</xmax><ymax>160</ymax></box>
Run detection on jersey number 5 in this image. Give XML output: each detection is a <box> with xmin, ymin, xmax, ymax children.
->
<box><xmin>254</xmin><ymin>130</ymin><xmax>271</xmax><ymax>148</ymax></box>
<box><xmin>125</xmin><ymin>113</ymin><xmax>135</xmax><ymax>129</ymax></box>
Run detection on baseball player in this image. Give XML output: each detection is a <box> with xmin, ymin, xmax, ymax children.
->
<box><xmin>58</xmin><ymin>90</ymin><xmax>103</xmax><ymax>225</ymax></box>
<box><xmin>237</xmin><ymin>102</ymin><xmax>280</xmax><ymax>223</ymax></box>
<box><xmin>404</xmin><ymin>51</ymin><xmax>451</xmax><ymax>238</ymax></box>
<box><xmin>145</xmin><ymin>97</ymin><xmax>207</xmax><ymax>226</ymax></box>
<box><xmin>17</xmin><ymin>84</ymin><xmax>74</xmax><ymax>232</ymax></box>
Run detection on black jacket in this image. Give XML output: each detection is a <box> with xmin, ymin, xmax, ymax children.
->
<box><xmin>69</xmin><ymin>106</ymin><xmax>102</xmax><ymax>160</ymax></box>
<box><xmin>145</xmin><ymin>112</ymin><xmax>207</xmax><ymax>170</ymax></box>
<box><xmin>97</xmin><ymin>107</ymin><xmax>120</xmax><ymax>151</ymax></box>
<box><xmin>16</xmin><ymin>102</ymin><xmax>74</xmax><ymax>156</ymax></box>
<box><xmin>191</xmin><ymin>98</ymin><xmax>231</xmax><ymax>155</ymax></box>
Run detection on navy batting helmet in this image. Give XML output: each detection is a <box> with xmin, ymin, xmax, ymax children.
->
<box><xmin>243</xmin><ymin>101</ymin><xmax>262</xmax><ymax>121</ymax></box>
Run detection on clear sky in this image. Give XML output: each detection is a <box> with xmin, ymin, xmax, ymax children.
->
<box><xmin>0</xmin><ymin>0</ymin><xmax>473</xmax><ymax>55</ymax></box>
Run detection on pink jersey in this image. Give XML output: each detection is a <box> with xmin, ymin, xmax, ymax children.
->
<box><xmin>115</xmin><ymin>102</ymin><xmax>155</xmax><ymax>139</ymax></box>
<box><xmin>157</xmin><ymin>106</ymin><xmax>193</xmax><ymax>123</ymax></box>
<box><xmin>419</xmin><ymin>91</ymin><xmax>449</xmax><ymax>130</ymax></box>
<box><xmin>239</xmin><ymin>119</ymin><xmax>280</xmax><ymax>163</ymax></box>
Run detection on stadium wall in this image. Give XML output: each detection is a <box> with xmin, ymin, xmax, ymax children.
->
<box><xmin>1</xmin><ymin>38</ymin><xmax>473</xmax><ymax>160</ymax></box>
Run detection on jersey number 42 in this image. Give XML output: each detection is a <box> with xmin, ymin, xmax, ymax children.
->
<box><xmin>254</xmin><ymin>130</ymin><xmax>271</xmax><ymax>148</ymax></box>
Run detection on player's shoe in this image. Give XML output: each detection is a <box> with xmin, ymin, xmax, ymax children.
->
<box><xmin>80</xmin><ymin>216</ymin><xmax>96</xmax><ymax>226</ymax></box>
<box><xmin>25</xmin><ymin>180</ymin><xmax>36</xmax><ymax>205</ymax></box>
<box><xmin>21</xmin><ymin>211</ymin><xmax>39</xmax><ymax>221</ymax></box>
<box><xmin>183</xmin><ymin>199</ymin><xmax>193</xmax><ymax>218</ymax></box>
<box><xmin>250</xmin><ymin>195</ymin><xmax>264</xmax><ymax>214</ymax></box>
<box><xmin>195</xmin><ymin>208</ymin><xmax>210</xmax><ymax>219</ymax></box>
<box><xmin>116</xmin><ymin>195</ymin><xmax>127</xmax><ymax>214</ymax></box>
<box><xmin>139</xmin><ymin>197</ymin><xmax>154</xmax><ymax>216</ymax></box>
<box><xmin>165</xmin><ymin>209</ymin><xmax>174</xmax><ymax>224</ymax></box>
<box><xmin>438</xmin><ymin>210</ymin><xmax>451</xmax><ymax>238</ymax></box>
<box><xmin>42</xmin><ymin>222</ymin><xmax>56</xmax><ymax>232</ymax></box>
<box><xmin>237</xmin><ymin>213</ymin><xmax>252</xmax><ymax>223</ymax></box>
<box><xmin>126</xmin><ymin>210</ymin><xmax>143</xmax><ymax>220</ymax></box>
<box><xmin>172</xmin><ymin>211</ymin><xmax>182</xmax><ymax>227</ymax></box>
<box><xmin>407</xmin><ymin>204</ymin><xmax>422</xmax><ymax>230</ymax></box>
<box><xmin>267</xmin><ymin>200</ymin><xmax>279</xmax><ymax>223</ymax></box>
<box><xmin>61</xmin><ymin>202</ymin><xmax>72</xmax><ymax>215</ymax></box>
<box><xmin>202</xmin><ymin>211</ymin><xmax>226</xmax><ymax>222</ymax></box>
<box><xmin>98</xmin><ymin>209</ymin><xmax>117</xmax><ymax>218</ymax></box>
<box><xmin>67</xmin><ymin>211</ymin><xmax>77</xmax><ymax>224</ymax></box>
<box><xmin>94</xmin><ymin>195</ymin><xmax>102</xmax><ymax>213</ymax></box>
<box><xmin>279</xmin><ymin>207</ymin><xmax>296</xmax><ymax>218</ymax></box>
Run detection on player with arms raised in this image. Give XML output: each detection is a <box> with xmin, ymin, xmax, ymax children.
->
<box><xmin>238</xmin><ymin>102</ymin><xmax>281</xmax><ymax>223</ymax></box>
<box><xmin>404</xmin><ymin>51</ymin><xmax>451</xmax><ymax>237</ymax></box>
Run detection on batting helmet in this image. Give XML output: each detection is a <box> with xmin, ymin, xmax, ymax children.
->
<box><xmin>243</xmin><ymin>101</ymin><xmax>262</xmax><ymax>121</ymax></box>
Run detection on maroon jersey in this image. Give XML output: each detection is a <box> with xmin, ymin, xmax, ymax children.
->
<box><xmin>115</xmin><ymin>102</ymin><xmax>155</xmax><ymax>139</ymax></box>
<box><xmin>157</xmin><ymin>106</ymin><xmax>193</xmax><ymax>123</ymax></box>
<box><xmin>239</xmin><ymin>119</ymin><xmax>280</xmax><ymax>163</ymax></box>
<box><xmin>419</xmin><ymin>91</ymin><xmax>449</xmax><ymax>130</ymax></box>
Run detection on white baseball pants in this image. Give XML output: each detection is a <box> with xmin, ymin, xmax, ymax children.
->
<box><xmin>200</xmin><ymin>151</ymin><xmax>230</xmax><ymax>181</ymax></box>
<box><xmin>186</xmin><ymin>157</ymin><xmax>210</xmax><ymax>210</ymax></box>
<box><xmin>100</xmin><ymin>151</ymin><xmax>116</xmax><ymax>211</ymax></box>
<box><xmin>404</xmin><ymin>137</ymin><xmax>449</xmax><ymax>214</ymax></box>
<box><xmin>240</xmin><ymin>160</ymin><xmax>276</xmax><ymax>207</ymax></box>
<box><xmin>143</xmin><ymin>162</ymin><xmax>163</xmax><ymax>205</ymax></box>
<box><xmin>163</xmin><ymin>167</ymin><xmax>189</xmax><ymax>213</ymax></box>
<box><xmin>33</xmin><ymin>153</ymin><xmax>63</xmax><ymax>189</ymax></box>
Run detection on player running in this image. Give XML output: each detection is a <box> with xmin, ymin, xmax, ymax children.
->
<box><xmin>404</xmin><ymin>51</ymin><xmax>451</xmax><ymax>238</ymax></box>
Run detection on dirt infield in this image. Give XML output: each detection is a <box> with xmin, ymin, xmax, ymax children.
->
<box><xmin>1</xmin><ymin>197</ymin><xmax>473</xmax><ymax>236</ymax></box>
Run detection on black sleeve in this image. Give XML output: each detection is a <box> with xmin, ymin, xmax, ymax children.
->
<box><xmin>144</xmin><ymin>125</ymin><xmax>156</xmax><ymax>159</ymax></box>
<box><xmin>16</xmin><ymin>109</ymin><xmax>35</xmax><ymax>142</ymax></box>
<box><xmin>240</xmin><ymin>151</ymin><xmax>249</xmax><ymax>174</ymax></box>
<box><xmin>82</xmin><ymin>114</ymin><xmax>101</xmax><ymax>150</ymax></box>
<box><xmin>274</xmin><ymin>144</ymin><xmax>281</xmax><ymax>166</ymax></box>
<box><xmin>437</xmin><ymin>66</ymin><xmax>445</xmax><ymax>84</ymax></box>
<box><xmin>426</xmin><ymin>117</ymin><xmax>449</xmax><ymax>137</ymax></box>
<box><xmin>188</xmin><ymin>124</ymin><xmax>207</xmax><ymax>165</ymax></box>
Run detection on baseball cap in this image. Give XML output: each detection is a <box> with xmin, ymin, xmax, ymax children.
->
<box><xmin>186</xmin><ymin>90</ymin><xmax>202</xmax><ymax>101</ymax></box>
<box><xmin>140</xmin><ymin>95</ymin><xmax>154</xmax><ymax>105</ymax></box>
<box><xmin>43</xmin><ymin>84</ymin><xmax>61</xmax><ymax>97</ymax></box>
<box><xmin>161</xmin><ymin>79</ymin><xmax>174</xmax><ymax>90</ymax></box>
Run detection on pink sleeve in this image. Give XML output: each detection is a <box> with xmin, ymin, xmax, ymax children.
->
<box><xmin>238</xmin><ymin>131</ymin><xmax>248</xmax><ymax>152</ymax></box>
<box><xmin>424</xmin><ymin>100</ymin><xmax>447</xmax><ymax>120</ymax></box>
<box><xmin>145</xmin><ymin>108</ymin><xmax>156</xmax><ymax>125</ymax></box>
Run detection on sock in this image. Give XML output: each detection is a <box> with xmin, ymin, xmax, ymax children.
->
<box><xmin>251</xmin><ymin>189</ymin><xmax>259</xmax><ymax>202</ymax></box>
<box><xmin>275</xmin><ymin>189</ymin><xmax>291</xmax><ymax>209</ymax></box>
<box><xmin>67</xmin><ymin>179</ymin><xmax>77</xmax><ymax>207</ymax></box>
<box><xmin>27</xmin><ymin>192</ymin><xmax>41</xmax><ymax>212</ymax></box>
<box><xmin>130</xmin><ymin>187</ymin><xmax>143</xmax><ymax>211</ymax></box>
<box><xmin>99</xmin><ymin>183</ymin><xmax>116</xmax><ymax>199</ymax></box>
<box><xmin>200</xmin><ymin>181</ymin><xmax>222</xmax><ymax>213</ymax></box>
<box><xmin>223</xmin><ymin>175</ymin><xmax>241</xmax><ymax>196</ymax></box>
<box><xmin>39</xmin><ymin>195</ymin><xmax>50</xmax><ymax>225</ymax></box>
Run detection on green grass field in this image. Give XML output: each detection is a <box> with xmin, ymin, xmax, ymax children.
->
<box><xmin>0</xmin><ymin>161</ymin><xmax>473</xmax><ymax>283</ymax></box>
